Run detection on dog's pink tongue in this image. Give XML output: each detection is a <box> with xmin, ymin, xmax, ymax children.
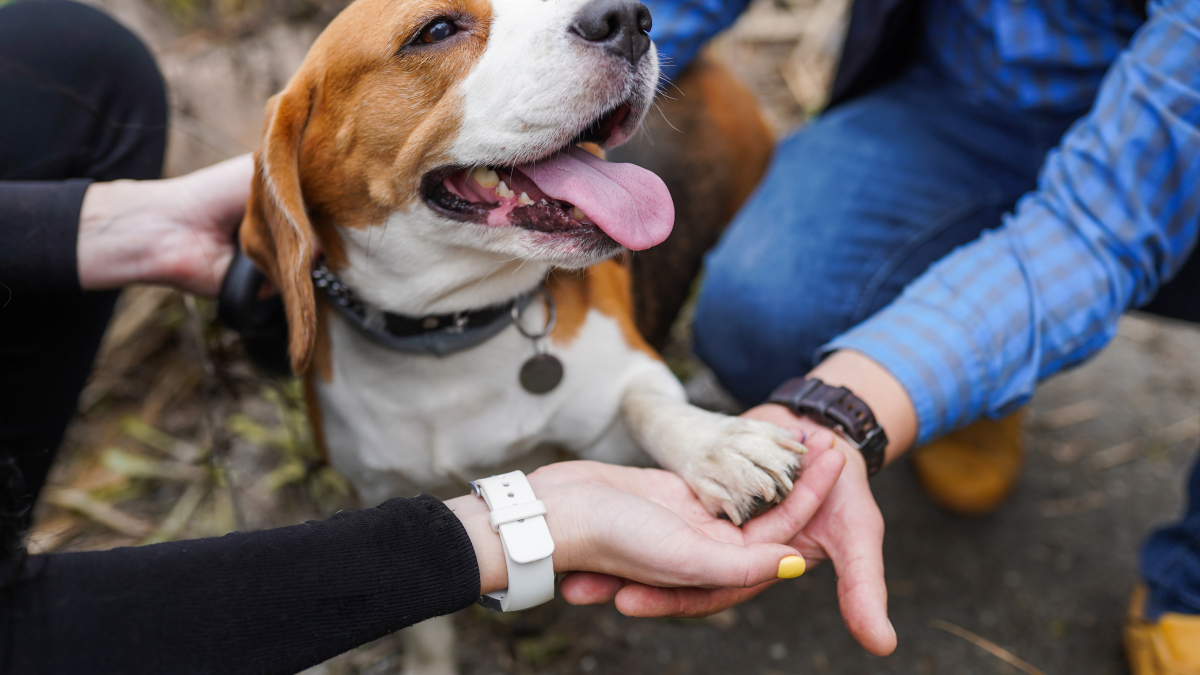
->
<box><xmin>519</xmin><ymin>146</ymin><xmax>674</xmax><ymax>250</ymax></box>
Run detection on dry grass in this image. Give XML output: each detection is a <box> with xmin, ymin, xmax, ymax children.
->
<box><xmin>28</xmin><ymin>288</ymin><xmax>353</xmax><ymax>556</ymax></box>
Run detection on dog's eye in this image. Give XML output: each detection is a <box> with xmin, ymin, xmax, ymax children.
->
<box><xmin>419</xmin><ymin>19</ymin><xmax>458</xmax><ymax>43</ymax></box>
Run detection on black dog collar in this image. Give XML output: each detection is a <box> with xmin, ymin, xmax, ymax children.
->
<box><xmin>311</xmin><ymin>260</ymin><xmax>535</xmax><ymax>358</ymax></box>
<box><xmin>217</xmin><ymin>249</ymin><xmax>537</xmax><ymax>374</ymax></box>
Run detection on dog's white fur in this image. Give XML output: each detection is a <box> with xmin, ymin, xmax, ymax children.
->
<box><xmin>321</xmin><ymin>0</ymin><xmax>801</xmax><ymax>520</ymax></box>
<box><xmin>247</xmin><ymin>0</ymin><xmax>802</xmax><ymax>670</ymax></box>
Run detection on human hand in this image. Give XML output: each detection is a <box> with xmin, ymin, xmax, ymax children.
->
<box><xmin>607</xmin><ymin>352</ymin><xmax>916</xmax><ymax>655</ymax></box>
<box><xmin>77</xmin><ymin>154</ymin><xmax>253</xmax><ymax>296</ymax></box>
<box><xmin>609</xmin><ymin>405</ymin><xmax>896</xmax><ymax>655</ymax></box>
<box><xmin>445</xmin><ymin>456</ymin><xmax>844</xmax><ymax>607</ymax></box>
<box><xmin>547</xmin><ymin>442</ymin><xmax>845</xmax><ymax>600</ymax></box>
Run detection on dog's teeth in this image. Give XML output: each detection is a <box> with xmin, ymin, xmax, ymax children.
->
<box><xmin>495</xmin><ymin>181</ymin><xmax>515</xmax><ymax>199</ymax></box>
<box><xmin>469</xmin><ymin>166</ymin><xmax>499</xmax><ymax>188</ymax></box>
<box><xmin>518</xmin><ymin>192</ymin><xmax>534</xmax><ymax>206</ymax></box>
<box><xmin>572</xmin><ymin>206</ymin><xmax>586</xmax><ymax>220</ymax></box>
<box><xmin>540</xmin><ymin>199</ymin><xmax>548</xmax><ymax>205</ymax></box>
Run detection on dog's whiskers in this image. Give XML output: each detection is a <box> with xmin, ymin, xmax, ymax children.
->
<box><xmin>654</xmin><ymin>102</ymin><xmax>683</xmax><ymax>135</ymax></box>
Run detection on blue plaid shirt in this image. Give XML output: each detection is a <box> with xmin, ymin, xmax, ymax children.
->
<box><xmin>920</xmin><ymin>0</ymin><xmax>1145</xmax><ymax>112</ymax></box>
<box><xmin>650</xmin><ymin>0</ymin><xmax>1200</xmax><ymax>444</ymax></box>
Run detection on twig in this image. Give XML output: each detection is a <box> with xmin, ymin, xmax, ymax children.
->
<box><xmin>1038</xmin><ymin>491</ymin><xmax>1106</xmax><ymax>518</ymax></box>
<box><xmin>143</xmin><ymin>481</ymin><xmax>207</xmax><ymax>545</ymax></box>
<box><xmin>1083</xmin><ymin>413</ymin><xmax>1200</xmax><ymax>470</ymax></box>
<box><xmin>931</xmin><ymin>619</ymin><xmax>1049</xmax><ymax>675</ymax></box>
<box><xmin>1039</xmin><ymin>400</ymin><xmax>1103</xmax><ymax>429</ymax></box>
<box><xmin>42</xmin><ymin>488</ymin><xmax>154</xmax><ymax>538</ymax></box>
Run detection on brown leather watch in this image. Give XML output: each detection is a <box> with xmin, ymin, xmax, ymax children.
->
<box><xmin>768</xmin><ymin>377</ymin><xmax>888</xmax><ymax>476</ymax></box>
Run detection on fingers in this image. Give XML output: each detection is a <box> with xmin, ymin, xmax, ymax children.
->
<box><xmin>829</xmin><ymin>524</ymin><xmax>894</xmax><ymax>655</ymax></box>
<box><xmin>665</xmin><ymin>539</ymin><xmax>806</xmax><ymax>590</ymax></box>
<box><xmin>742</xmin><ymin>446</ymin><xmax>844</xmax><ymax>544</ymax></box>
<box><xmin>803</xmin><ymin>428</ymin><xmax>839</xmax><ymax>453</ymax></box>
<box><xmin>559</xmin><ymin>572</ymin><xmax>626</xmax><ymax>605</ymax></box>
<box><xmin>835</xmin><ymin>546</ymin><xmax>895</xmax><ymax>656</ymax></box>
<box><xmin>614</xmin><ymin>582</ymin><xmax>774</xmax><ymax>618</ymax></box>
<box><xmin>820</xmin><ymin>482</ymin><xmax>895</xmax><ymax>656</ymax></box>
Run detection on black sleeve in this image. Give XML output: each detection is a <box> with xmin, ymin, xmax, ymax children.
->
<box><xmin>0</xmin><ymin>180</ymin><xmax>93</xmax><ymax>296</ymax></box>
<box><xmin>0</xmin><ymin>494</ymin><xmax>481</xmax><ymax>675</ymax></box>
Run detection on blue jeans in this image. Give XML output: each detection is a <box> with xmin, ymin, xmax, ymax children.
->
<box><xmin>692</xmin><ymin>63</ymin><xmax>1200</xmax><ymax>615</ymax></box>
<box><xmin>1143</xmin><ymin>455</ymin><xmax>1200</xmax><ymax>616</ymax></box>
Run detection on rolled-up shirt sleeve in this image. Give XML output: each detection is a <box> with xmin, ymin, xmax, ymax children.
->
<box><xmin>820</xmin><ymin>0</ymin><xmax>1200</xmax><ymax>444</ymax></box>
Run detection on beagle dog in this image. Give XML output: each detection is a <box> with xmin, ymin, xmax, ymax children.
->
<box><xmin>240</xmin><ymin>0</ymin><xmax>801</xmax><ymax>528</ymax></box>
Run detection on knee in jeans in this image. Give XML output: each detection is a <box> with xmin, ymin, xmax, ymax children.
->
<box><xmin>694</xmin><ymin>255</ymin><xmax>851</xmax><ymax>400</ymax></box>
<box><xmin>695</xmin><ymin>275</ymin><xmax>805</xmax><ymax>392</ymax></box>
<box><xmin>696</xmin><ymin>269</ymin><xmax>779</xmax><ymax>343</ymax></box>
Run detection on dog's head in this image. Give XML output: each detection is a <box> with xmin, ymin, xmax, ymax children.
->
<box><xmin>241</xmin><ymin>0</ymin><xmax>672</xmax><ymax>373</ymax></box>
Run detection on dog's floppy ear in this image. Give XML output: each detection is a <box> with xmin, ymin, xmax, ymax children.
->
<box><xmin>241</xmin><ymin>81</ymin><xmax>318</xmax><ymax>375</ymax></box>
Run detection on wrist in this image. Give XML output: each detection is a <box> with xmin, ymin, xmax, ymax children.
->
<box><xmin>752</xmin><ymin>403</ymin><xmax>873</xmax><ymax>477</ymax></box>
<box><xmin>450</xmin><ymin>477</ymin><xmax>597</xmax><ymax>598</ymax></box>
<box><xmin>447</xmin><ymin>494</ymin><xmax>508</xmax><ymax>595</ymax></box>
<box><xmin>827</xmin><ymin>429</ymin><xmax>870</xmax><ymax>476</ymax></box>
<box><xmin>78</xmin><ymin>176</ymin><xmax>235</xmax><ymax>296</ymax></box>
<box><xmin>78</xmin><ymin>179</ymin><xmax>171</xmax><ymax>290</ymax></box>
<box><xmin>450</xmin><ymin>474</ymin><xmax>584</xmax><ymax>600</ymax></box>
<box><xmin>807</xmin><ymin>350</ymin><xmax>918</xmax><ymax>464</ymax></box>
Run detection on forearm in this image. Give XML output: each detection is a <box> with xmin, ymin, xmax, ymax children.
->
<box><xmin>814</xmin><ymin>0</ymin><xmax>1200</xmax><ymax>445</ymax></box>
<box><xmin>1</xmin><ymin>495</ymin><xmax>479</xmax><ymax>675</ymax></box>
<box><xmin>76</xmin><ymin>178</ymin><xmax>178</xmax><ymax>290</ymax></box>
<box><xmin>447</xmin><ymin>492</ymin><xmax>508</xmax><ymax>594</ymax></box>
<box><xmin>808</xmin><ymin>349</ymin><xmax>917</xmax><ymax>462</ymax></box>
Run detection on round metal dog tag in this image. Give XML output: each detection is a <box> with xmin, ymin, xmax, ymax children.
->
<box><xmin>520</xmin><ymin>353</ymin><xmax>563</xmax><ymax>394</ymax></box>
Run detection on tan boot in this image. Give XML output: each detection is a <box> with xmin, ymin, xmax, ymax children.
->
<box><xmin>910</xmin><ymin>411</ymin><xmax>1025</xmax><ymax>516</ymax></box>
<box><xmin>1126</xmin><ymin>585</ymin><xmax>1200</xmax><ymax>675</ymax></box>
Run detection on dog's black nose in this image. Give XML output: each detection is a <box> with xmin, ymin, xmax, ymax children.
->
<box><xmin>570</xmin><ymin>0</ymin><xmax>652</xmax><ymax>67</ymax></box>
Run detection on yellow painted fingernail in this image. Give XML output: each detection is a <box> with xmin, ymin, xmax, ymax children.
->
<box><xmin>777</xmin><ymin>555</ymin><xmax>806</xmax><ymax>579</ymax></box>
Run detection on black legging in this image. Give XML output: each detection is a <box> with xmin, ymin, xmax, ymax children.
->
<box><xmin>0</xmin><ymin>5</ymin><xmax>480</xmax><ymax>673</ymax></box>
<box><xmin>0</xmin><ymin>0</ymin><xmax>167</xmax><ymax>532</ymax></box>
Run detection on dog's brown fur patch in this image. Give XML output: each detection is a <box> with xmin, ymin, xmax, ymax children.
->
<box><xmin>240</xmin><ymin>0</ymin><xmax>494</xmax><ymax>373</ymax></box>
<box><xmin>547</xmin><ymin>260</ymin><xmax>657</xmax><ymax>359</ymax></box>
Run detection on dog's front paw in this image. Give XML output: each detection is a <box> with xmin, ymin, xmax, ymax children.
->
<box><xmin>683</xmin><ymin>417</ymin><xmax>806</xmax><ymax>525</ymax></box>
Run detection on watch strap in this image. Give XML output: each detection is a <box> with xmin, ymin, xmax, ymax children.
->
<box><xmin>768</xmin><ymin>377</ymin><xmax>888</xmax><ymax>476</ymax></box>
<box><xmin>470</xmin><ymin>471</ymin><xmax>555</xmax><ymax>611</ymax></box>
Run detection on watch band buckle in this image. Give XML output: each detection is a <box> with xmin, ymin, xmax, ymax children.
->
<box><xmin>839</xmin><ymin>423</ymin><xmax>881</xmax><ymax>451</ymax></box>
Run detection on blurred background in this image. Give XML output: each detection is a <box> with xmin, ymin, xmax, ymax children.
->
<box><xmin>24</xmin><ymin>0</ymin><xmax>1199</xmax><ymax>672</ymax></box>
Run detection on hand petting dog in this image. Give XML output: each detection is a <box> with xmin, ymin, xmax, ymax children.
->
<box><xmin>77</xmin><ymin>154</ymin><xmax>253</xmax><ymax>296</ymax></box>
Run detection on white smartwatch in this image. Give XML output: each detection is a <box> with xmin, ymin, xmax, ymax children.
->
<box><xmin>469</xmin><ymin>470</ymin><xmax>555</xmax><ymax>612</ymax></box>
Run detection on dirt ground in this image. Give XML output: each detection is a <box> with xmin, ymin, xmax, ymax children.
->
<box><xmin>26</xmin><ymin>0</ymin><xmax>1200</xmax><ymax>672</ymax></box>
